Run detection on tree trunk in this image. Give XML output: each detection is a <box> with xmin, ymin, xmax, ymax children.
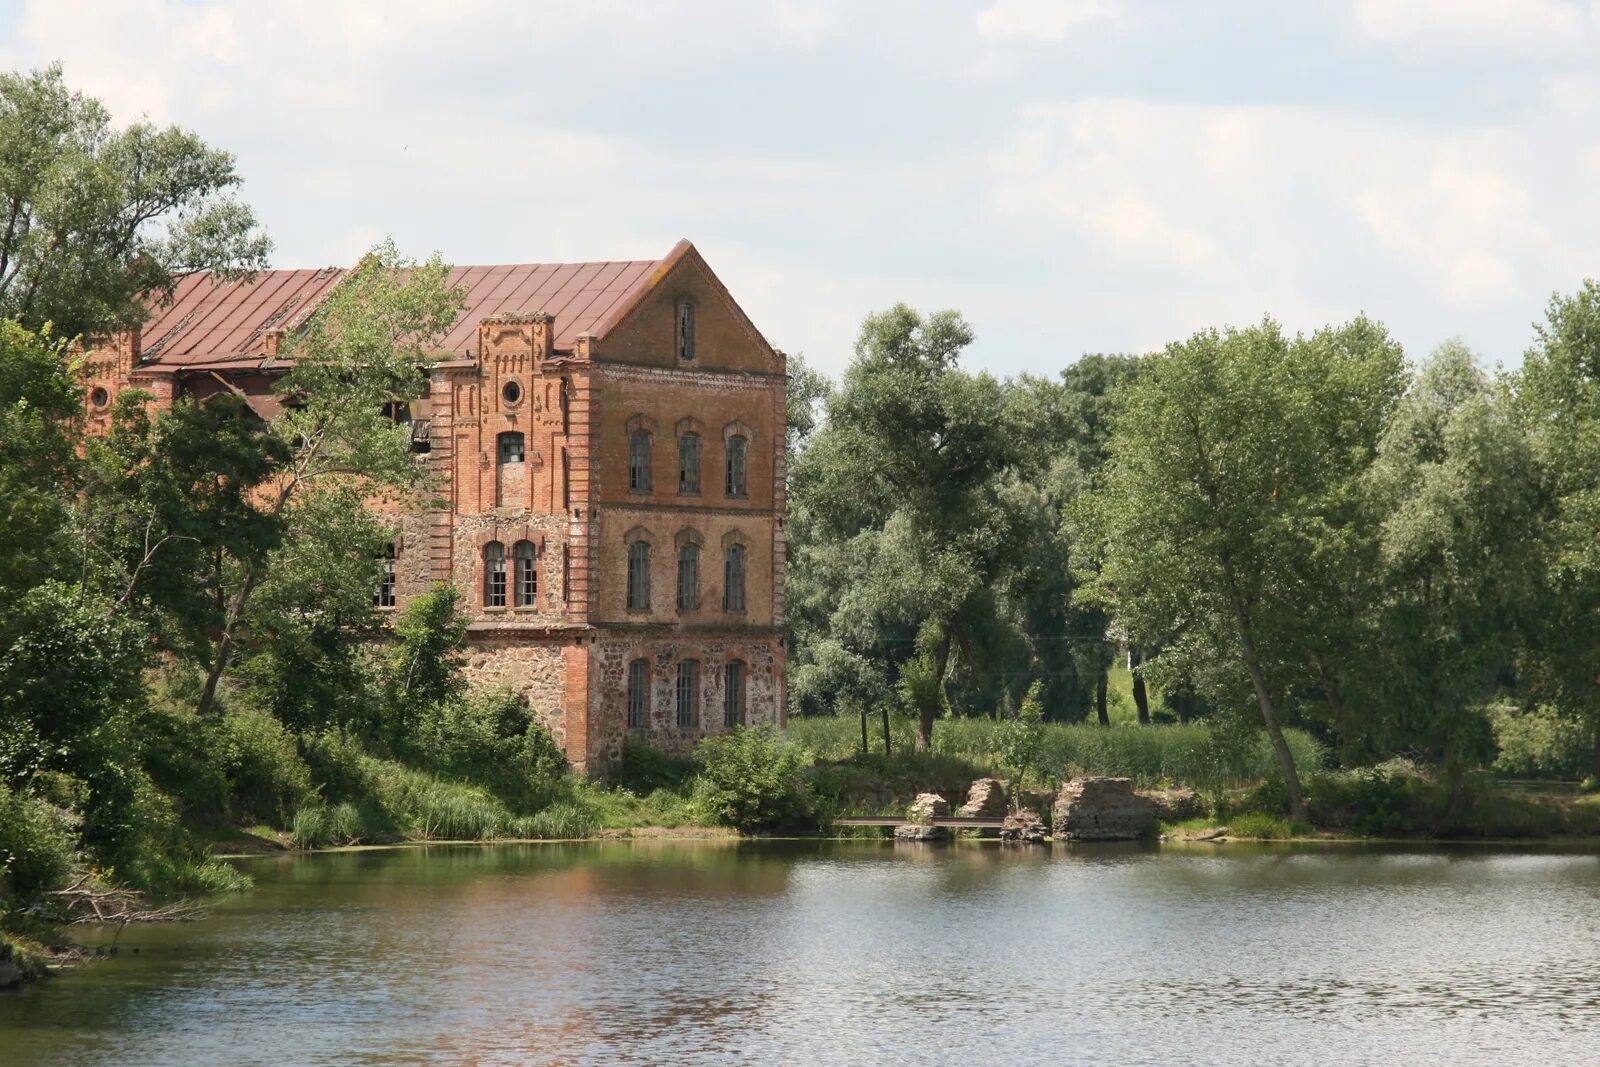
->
<box><xmin>859</xmin><ymin>706</ymin><xmax>868</xmax><ymax>755</ymax></box>
<box><xmin>880</xmin><ymin>703</ymin><xmax>892</xmax><ymax>756</ymax></box>
<box><xmin>915</xmin><ymin>628</ymin><xmax>954</xmax><ymax>752</ymax></box>
<box><xmin>196</xmin><ymin>565</ymin><xmax>263</xmax><ymax>716</ymax></box>
<box><xmin>1220</xmin><ymin>562</ymin><xmax>1308</xmax><ymax>822</ymax></box>
<box><xmin>1095</xmin><ymin>671</ymin><xmax>1109</xmax><ymax>726</ymax></box>
<box><xmin>1592</xmin><ymin>716</ymin><xmax>1600</xmax><ymax>781</ymax></box>
<box><xmin>1130</xmin><ymin>647</ymin><xmax>1150</xmax><ymax>725</ymax></box>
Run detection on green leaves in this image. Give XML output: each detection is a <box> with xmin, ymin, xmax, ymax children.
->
<box><xmin>0</xmin><ymin>64</ymin><xmax>271</xmax><ymax>339</ymax></box>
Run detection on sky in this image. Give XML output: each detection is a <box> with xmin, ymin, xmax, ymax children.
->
<box><xmin>3</xmin><ymin>0</ymin><xmax>1598</xmax><ymax>379</ymax></box>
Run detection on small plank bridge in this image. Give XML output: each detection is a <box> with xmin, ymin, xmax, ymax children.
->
<box><xmin>833</xmin><ymin>816</ymin><xmax>1006</xmax><ymax>829</ymax></box>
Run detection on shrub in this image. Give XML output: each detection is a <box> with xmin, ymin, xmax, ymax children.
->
<box><xmin>0</xmin><ymin>784</ymin><xmax>76</xmax><ymax>906</ymax></box>
<box><xmin>1307</xmin><ymin>759</ymin><xmax>1434</xmax><ymax>836</ymax></box>
<box><xmin>610</xmin><ymin>738</ymin><xmax>696</xmax><ymax>794</ymax></box>
<box><xmin>217</xmin><ymin>708</ymin><xmax>315</xmax><ymax>825</ymax></box>
<box><xmin>410</xmin><ymin>688</ymin><xmax>569</xmax><ymax>813</ymax></box>
<box><xmin>1490</xmin><ymin>704</ymin><xmax>1591</xmax><ymax>779</ymax></box>
<box><xmin>693</xmin><ymin>727</ymin><xmax>815</xmax><ymax>832</ymax></box>
<box><xmin>514</xmin><ymin>801</ymin><xmax>600</xmax><ymax>840</ymax></box>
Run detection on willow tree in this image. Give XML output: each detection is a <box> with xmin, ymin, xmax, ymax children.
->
<box><xmin>1078</xmin><ymin>318</ymin><xmax>1405</xmax><ymax>821</ymax></box>
<box><xmin>1518</xmin><ymin>282</ymin><xmax>1600</xmax><ymax>777</ymax></box>
<box><xmin>789</xmin><ymin>304</ymin><xmax>1019</xmax><ymax>750</ymax></box>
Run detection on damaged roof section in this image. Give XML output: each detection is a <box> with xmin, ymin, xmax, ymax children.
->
<box><xmin>136</xmin><ymin>251</ymin><xmax>676</xmax><ymax>367</ymax></box>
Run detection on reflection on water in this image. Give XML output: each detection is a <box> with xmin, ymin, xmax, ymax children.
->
<box><xmin>2</xmin><ymin>841</ymin><xmax>1598</xmax><ymax>1065</ymax></box>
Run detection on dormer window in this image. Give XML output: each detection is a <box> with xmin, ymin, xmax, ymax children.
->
<box><xmin>677</xmin><ymin>300</ymin><xmax>695</xmax><ymax>362</ymax></box>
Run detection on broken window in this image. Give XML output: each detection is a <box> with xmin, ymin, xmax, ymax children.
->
<box><xmin>725</xmin><ymin>434</ymin><xmax>747</xmax><ymax>497</ymax></box>
<box><xmin>678</xmin><ymin>433</ymin><xmax>700</xmax><ymax>494</ymax></box>
<box><xmin>513</xmin><ymin>540</ymin><xmax>537</xmax><ymax>607</ymax></box>
<box><xmin>484</xmin><ymin>541</ymin><xmax>507</xmax><ymax>608</ymax></box>
<box><xmin>629</xmin><ymin>430</ymin><xmax>652</xmax><ymax>492</ymax></box>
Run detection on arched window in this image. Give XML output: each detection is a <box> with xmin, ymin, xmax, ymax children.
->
<box><xmin>676</xmin><ymin>660</ymin><xmax>700</xmax><ymax>728</ymax></box>
<box><xmin>725</xmin><ymin>434</ymin><xmax>748</xmax><ymax>497</ymax></box>
<box><xmin>484</xmin><ymin>541</ymin><xmax>507</xmax><ymax>608</ymax></box>
<box><xmin>513</xmin><ymin>540</ymin><xmax>537</xmax><ymax>607</ymax></box>
<box><xmin>626</xmin><ymin>540</ymin><xmax>651</xmax><ymax>611</ymax></box>
<box><xmin>627</xmin><ymin>658</ymin><xmax>650</xmax><ymax>729</ymax></box>
<box><xmin>498</xmin><ymin>431</ymin><xmax>525</xmax><ymax>465</ymax></box>
<box><xmin>723</xmin><ymin>544</ymin><xmax>746</xmax><ymax>612</ymax></box>
<box><xmin>628</xmin><ymin>430</ymin><xmax>652</xmax><ymax>492</ymax></box>
<box><xmin>375</xmin><ymin>542</ymin><xmax>397</xmax><ymax>608</ymax></box>
<box><xmin>677</xmin><ymin>542</ymin><xmax>700</xmax><ymax>612</ymax></box>
<box><xmin>678</xmin><ymin>433</ymin><xmax>701</xmax><ymax>494</ymax></box>
<box><xmin>723</xmin><ymin>660</ymin><xmax>745</xmax><ymax>727</ymax></box>
<box><xmin>677</xmin><ymin>300</ymin><xmax>695</xmax><ymax>361</ymax></box>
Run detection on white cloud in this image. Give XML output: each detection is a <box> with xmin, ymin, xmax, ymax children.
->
<box><xmin>975</xmin><ymin>0</ymin><xmax>1116</xmax><ymax>43</ymax></box>
<box><xmin>1352</xmin><ymin>0</ymin><xmax>1598</xmax><ymax>55</ymax></box>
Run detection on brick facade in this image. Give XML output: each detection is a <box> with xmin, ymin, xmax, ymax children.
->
<box><xmin>79</xmin><ymin>240</ymin><xmax>787</xmax><ymax>773</ymax></box>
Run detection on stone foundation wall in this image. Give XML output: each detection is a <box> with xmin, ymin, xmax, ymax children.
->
<box><xmin>587</xmin><ymin>631</ymin><xmax>785</xmax><ymax>764</ymax></box>
<box><xmin>459</xmin><ymin>635</ymin><xmax>572</xmax><ymax>752</ymax></box>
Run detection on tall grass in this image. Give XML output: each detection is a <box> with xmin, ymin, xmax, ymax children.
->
<box><xmin>787</xmin><ymin>715</ymin><xmax>1323</xmax><ymax>787</ymax></box>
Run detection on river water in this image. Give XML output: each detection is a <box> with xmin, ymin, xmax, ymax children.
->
<box><xmin>2</xmin><ymin>840</ymin><xmax>1597</xmax><ymax>1065</ymax></box>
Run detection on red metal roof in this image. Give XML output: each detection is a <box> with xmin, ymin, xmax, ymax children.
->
<box><xmin>137</xmin><ymin>246</ymin><xmax>678</xmax><ymax>366</ymax></box>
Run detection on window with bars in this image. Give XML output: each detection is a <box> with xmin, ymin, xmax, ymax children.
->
<box><xmin>484</xmin><ymin>541</ymin><xmax>507</xmax><ymax>608</ymax></box>
<box><xmin>513</xmin><ymin>540</ymin><xmax>537</xmax><ymax>607</ymax></box>
<box><xmin>627</xmin><ymin>540</ymin><xmax>650</xmax><ymax>611</ymax></box>
<box><xmin>723</xmin><ymin>660</ymin><xmax>745</xmax><ymax>727</ymax></box>
<box><xmin>677</xmin><ymin>543</ymin><xmax>699</xmax><ymax>612</ymax></box>
<box><xmin>498</xmin><ymin>431</ymin><xmax>525</xmax><ymax>465</ymax></box>
<box><xmin>678</xmin><ymin>433</ymin><xmax>700</xmax><ymax>494</ymax></box>
<box><xmin>723</xmin><ymin>544</ymin><xmax>745</xmax><ymax>612</ymax></box>
<box><xmin>725</xmin><ymin>434</ymin><xmax>747</xmax><ymax>497</ymax></box>
<box><xmin>628</xmin><ymin>430</ymin><xmax>652</xmax><ymax>492</ymax></box>
<box><xmin>676</xmin><ymin>660</ymin><xmax>699</xmax><ymax>728</ymax></box>
<box><xmin>375</xmin><ymin>542</ymin><xmax>397</xmax><ymax>608</ymax></box>
<box><xmin>628</xmin><ymin>658</ymin><xmax>650</xmax><ymax>729</ymax></box>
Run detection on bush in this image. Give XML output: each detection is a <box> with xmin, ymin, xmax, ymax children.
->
<box><xmin>1227</xmin><ymin>812</ymin><xmax>1300</xmax><ymax>839</ymax></box>
<box><xmin>410</xmin><ymin>689</ymin><xmax>569</xmax><ymax>813</ymax></box>
<box><xmin>610</xmin><ymin>738</ymin><xmax>696</xmax><ymax>794</ymax></box>
<box><xmin>1491</xmin><ymin>704</ymin><xmax>1592</xmax><ymax>779</ymax></box>
<box><xmin>693</xmin><ymin>727</ymin><xmax>815</xmax><ymax>832</ymax></box>
<box><xmin>217</xmin><ymin>709</ymin><xmax>315</xmax><ymax>825</ymax></box>
<box><xmin>1306</xmin><ymin>759</ymin><xmax>1434</xmax><ymax>836</ymax></box>
<box><xmin>0</xmin><ymin>784</ymin><xmax>76</xmax><ymax>906</ymax></box>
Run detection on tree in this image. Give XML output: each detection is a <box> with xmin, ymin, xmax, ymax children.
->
<box><xmin>1079</xmin><ymin>318</ymin><xmax>1406</xmax><ymax>821</ymax></box>
<box><xmin>0</xmin><ymin>321</ymin><xmax>78</xmax><ymax>597</ymax></box>
<box><xmin>790</xmin><ymin>304</ymin><xmax>1021</xmax><ymax>750</ymax></box>
<box><xmin>1363</xmin><ymin>342</ymin><xmax>1539</xmax><ymax>802</ymax></box>
<box><xmin>1517</xmin><ymin>282</ymin><xmax>1600</xmax><ymax>778</ymax></box>
<box><xmin>0</xmin><ymin>64</ymin><xmax>270</xmax><ymax>339</ymax></box>
<box><xmin>193</xmin><ymin>240</ymin><xmax>464</xmax><ymax>714</ymax></box>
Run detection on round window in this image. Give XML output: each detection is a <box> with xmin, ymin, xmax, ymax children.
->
<box><xmin>502</xmin><ymin>380</ymin><xmax>522</xmax><ymax>405</ymax></box>
<box><xmin>90</xmin><ymin>387</ymin><xmax>110</xmax><ymax>408</ymax></box>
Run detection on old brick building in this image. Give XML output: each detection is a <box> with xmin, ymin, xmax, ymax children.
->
<box><xmin>80</xmin><ymin>240</ymin><xmax>787</xmax><ymax>771</ymax></box>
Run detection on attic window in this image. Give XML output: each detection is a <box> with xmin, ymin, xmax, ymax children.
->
<box><xmin>677</xmin><ymin>300</ymin><xmax>695</xmax><ymax>362</ymax></box>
